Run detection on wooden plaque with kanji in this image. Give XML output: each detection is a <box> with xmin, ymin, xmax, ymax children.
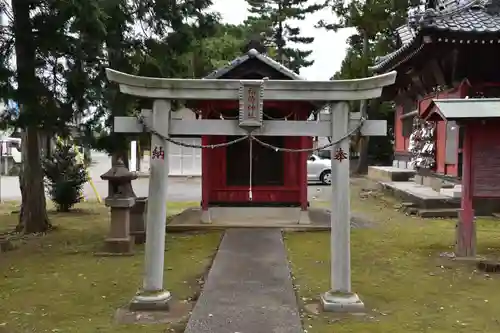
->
<box><xmin>239</xmin><ymin>81</ymin><xmax>263</xmax><ymax>128</ymax></box>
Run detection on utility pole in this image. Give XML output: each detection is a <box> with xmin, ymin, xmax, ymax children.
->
<box><xmin>355</xmin><ymin>28</ymin><xmax>370</xmax><ymax>174</ymax></box>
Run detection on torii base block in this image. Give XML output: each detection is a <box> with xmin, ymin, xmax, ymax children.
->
<box><xmin>320</xmin><ymin>292</ymin><xmax>365</xmax><ymax>313</ymax></box>
<box><xmin>129</xmin><ymin>291</ymin><xmax>172</xmax><ymax>311</ymax></box>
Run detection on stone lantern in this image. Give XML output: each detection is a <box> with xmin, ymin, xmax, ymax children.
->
<box><xmin>99</xmin><ymin>159</ymin><xmax>137</xmax><ymax>254</ymax></box>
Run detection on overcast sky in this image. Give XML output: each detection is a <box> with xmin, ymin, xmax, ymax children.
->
<box><xmin>210</xmin><ymin>0</ymin><xmax>356</xmax><ymax>80</ymax></box>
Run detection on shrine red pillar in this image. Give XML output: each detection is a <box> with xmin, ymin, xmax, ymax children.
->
<box><xmin>299</xmin><ymin>136</ymin><xmax>308</xmax><ymax>211</ymax></box>
<box><xmin>456</xmin><ymin>123</ymin><xmax>476</xmax><ymax>257</ymax></box>
<box><xmin>201</xmin><ymin>135</ymin><xmax>210</xmax><ymax>212</ymax></box>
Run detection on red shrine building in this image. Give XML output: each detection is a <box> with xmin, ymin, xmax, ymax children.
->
<box><xmin>192</xmin><ymin>48</ymin><xmax>315</xmax><ymax>212</ymax></box>
<box><xmin>371</xmin><ymin>0</ymin><xmax>500</xmax><ymax>179</ymax></box>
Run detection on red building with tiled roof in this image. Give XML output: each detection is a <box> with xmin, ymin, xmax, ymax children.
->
<box><xmin>371</xmin><ymin>0</ymin><xmax>500</xmax><ymax>178</ymax></box>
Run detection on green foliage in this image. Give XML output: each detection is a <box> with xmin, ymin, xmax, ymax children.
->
<box><xmin>180</xmin><ymin>23</ymin><xmax>255</xmax><ymax>78</ymax></box>
<box><xmin>1</xmin><ymin>0</ymin><xmax>254</xmax><ymax>231</ymax></box>
<box><xmin>323</xmin><ymin>0</ymin><xmax>423</xmax><ymax>80</ymax></box>
<box><xmin>246</xmin><ymin>0</ymin><xmax>323</xmax><ymax>73</ymax></box>
<box><xmin>43</xmin><ymin>140</ymin><xmax>88</xmax><ymax>212</ymax></box>
<box><xmin>83</xmin><ymin>1</ymin><xmax>250</xmax><ymax>156</ymax></box>
<box><xmin>320</xmin><ymin>0</ymin><xmax>423</xmax><ymax>163</ymax></box>
<box><xmin>0</xmin><ymin>0</ymin><xmax>261</xmax><ymax>156</ymax></box>
<box><xmin>1</xmin><ymin>0</ymin><xmax>108</xmax><ymax>133</ymax></box>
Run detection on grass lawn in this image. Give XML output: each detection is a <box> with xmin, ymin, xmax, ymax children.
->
<box><xmin>286</xmin><ymin>179</ymin><xmax>500</xmax><ymax>333</ymax></box>
<box><xmin>0</xmin><ymin>201</ymin><xmax>221</xmax><ymax>333</ymax></box>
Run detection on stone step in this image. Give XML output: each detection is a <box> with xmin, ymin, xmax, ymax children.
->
<box><xmin>413</xmin><ymin>174</ymin><xmax>458</xmax><ymax>192</ymax></box>
<box><xmin>205</xmin><ymin>207</ymin><xmax>309</xmax><ymax>224</ymax></box>
<box><xmin>417</xmin><ymin>208</ymin><xmax>460</xmax><ymax>218</ymax></box>
<box><xmin>440</xmin><ymin>187</ymin><xmax>461</xmax><ymax>198</ymax></box>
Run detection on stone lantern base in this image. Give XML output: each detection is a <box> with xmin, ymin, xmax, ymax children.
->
<box><xmin>103</xmin><ymin>237</ymin><xmax>134</xmax><ymax>254</ymax></box>
<box><xmin>97</xmin><ymin>197</ymin><xmax>136</xmax><ymax>256</ymax></box>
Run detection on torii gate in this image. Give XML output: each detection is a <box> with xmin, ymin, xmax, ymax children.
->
<box><xmin>107</xmin><ymin>68</ymin><xmax>397</xmax><ymax>312</ymax></box>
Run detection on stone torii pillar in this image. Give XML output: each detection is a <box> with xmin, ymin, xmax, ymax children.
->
<box><xmin>322</xmin><ymin>101</ymin><xmax>362</xmax><ymax>312</ymax></box>
<box><xmin>106</xmin><ymin>68</ymin><xmax>397</xmax><ymax>312</ymax></box>
<box><xmin>128</xmin><ymin>99</ymin><xmax>172</xmax><ymax>311</ymax></box>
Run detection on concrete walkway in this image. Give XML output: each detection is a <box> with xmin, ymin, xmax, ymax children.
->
<box><xmin>184</xmin><ymin>229</ymin><xmax>303</xmax><ymax>333</ymax></box>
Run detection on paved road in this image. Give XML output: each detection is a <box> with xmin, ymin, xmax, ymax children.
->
<box><xmin>0</xmin><ymin>176</ymin><xmax>200</xmax><ymax>202</ymax></box>
<box><xmin>0</xmin><ymin>176</ymin><xmax>332</xmax><ymax>202</ymax></box>
<box><xmin>0</xmin><ymin>151</ymin><xmax>332</xmax><ymax>202</ymax></box>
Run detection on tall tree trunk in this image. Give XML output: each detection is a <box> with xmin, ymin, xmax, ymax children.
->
<box><xmin>355</xmin><ymin>29</ymin><xmax>370</xmax><ymax>175</ymax></box>
<box><xmin>106</xmin><ymin>15</ymin><xmax>130</xmax><ymax>197</ymax></box>
<box><xmin>17</xmin><ymin>129</ymin><xmax>50</xmax><ymax>233</ymax></box>
<box><xmin>12</xmin><ymin>0</ymin><xmax>50</xmax><ymax>233</ymax></box>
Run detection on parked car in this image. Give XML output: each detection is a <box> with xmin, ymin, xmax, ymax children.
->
<box><xmin>307</xmin><ymin>154</ymin><xmax>331</xmax><ymax>185</ymax></box>
<box><xmin>317</xmin><ymin>149</ymin><xmax>331</xmax><ymax>159</ymax></box>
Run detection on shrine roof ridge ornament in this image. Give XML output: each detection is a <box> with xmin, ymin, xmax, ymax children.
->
<box><xmin>105</xmin><ymin>68</ymin><xmax>397</xmax><ymax>101</ymax></box>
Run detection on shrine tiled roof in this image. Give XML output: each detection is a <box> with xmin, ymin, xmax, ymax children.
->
<box><xmin>204</xmin><ymin>49</ymin><xmax>304</xmax><ymax>80</ymax></box>
<box><xmin>395</xmin><ymin>25</ymin><xmax>417</xmax><ymax>45</ymax></box>
<box><xmin>202</xmin><ymin>48</ymin><xmax>325</xmax><ymax>109</ymax></box>
<box><xmin>371</xmin><ymin>0</ymin><xmax>500</xmax><ymax>72</ymax></box>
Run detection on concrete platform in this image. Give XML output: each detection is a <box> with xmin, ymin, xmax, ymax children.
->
<box><xmin>378</xmin><ymin>181</ymin><xmax>500</xmax><ymax>217</ymax></box>
<box><xmin>183</xmin><ymin>229</ymin><xmax>303</xmax><ymax>333</ymax></box>
<box><xmin>202</xmin><ymin>207</ymin><xmax>311</xmax><ymax>224</ymax></box>
<box><xmin>378</xmin><ymin>181</ymin><xmax>461</xmax><ymax>210</ymax></box>
<box><xmin>367</xmin><ymin>166</ymin><xmax>415</xmax><ymax>182</ymax></box>
<box><xmin>167</xmin><ymin>207</ymin><xmax>374</xmax><ymax>231</ymax></box>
